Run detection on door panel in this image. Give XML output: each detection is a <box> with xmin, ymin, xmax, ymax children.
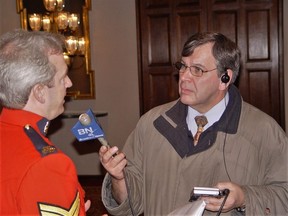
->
<box><xmin>136</xmin><ymin>0</ymin><xmax>284</xmax><ymax>128</ymax></box>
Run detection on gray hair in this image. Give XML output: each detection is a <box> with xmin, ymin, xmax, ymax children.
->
<box><xmin>0</xmin><ymin>29</ymin><xmax>64</xmax><ymax>109</ymax></box>
<box><xmin>182</xmin><ymin>32</ymin><xmax>241</xmax><ymax>83</ymax></box>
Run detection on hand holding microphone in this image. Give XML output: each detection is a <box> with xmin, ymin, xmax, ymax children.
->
<box><xmin>71</xmin><ymin>109</ymin><xmax>134</xmax><ymax>215</ymax></box>
<box><xmin>71</xmin><ymin>109</ymin><xmax>126</xmax><ymax>179</ymax></box>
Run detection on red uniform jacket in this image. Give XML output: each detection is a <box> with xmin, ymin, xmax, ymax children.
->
<box><xmin>0</xmin><ymin>108</ymin><xmax>86</xmax><ymax>215</ymax></box>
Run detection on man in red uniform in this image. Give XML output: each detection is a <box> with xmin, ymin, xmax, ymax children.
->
<box><xmin>0</xmin><ymin>29</ymin><xmax>88</xmax><ymax>215</ymax></box>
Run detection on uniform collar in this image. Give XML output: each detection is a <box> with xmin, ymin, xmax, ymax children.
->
<box><xmin>0</xmin><ymin>108</ymin><xmax>50</xmax><ymax>136</ymax></box>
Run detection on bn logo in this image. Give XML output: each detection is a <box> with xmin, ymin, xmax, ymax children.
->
<box><xmin>77</xmin><ymin>127</ymin><xmax>95</xmax><ymax>136</ymax></box>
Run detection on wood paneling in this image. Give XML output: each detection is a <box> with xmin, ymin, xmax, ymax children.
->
<box><xmin>137</xmin><ymin>0</ymin><xmax>284</xmax><ymax>128</ymax></box>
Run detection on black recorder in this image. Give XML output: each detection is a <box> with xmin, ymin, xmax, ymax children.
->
<box><xmin>189</xmin><ymin>187</ymin><xmax>229</xmax><ymax>202</ymax></box>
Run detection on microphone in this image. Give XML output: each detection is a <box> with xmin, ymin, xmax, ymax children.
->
<box><xmin>71</xmin><ymin>109</ymin><xmax>110</xmax><ymax>147</ymax></box>
<box><xmin>73</xmin><ymin>109</ymin><xmax>136</xmax><ymax>216</ymax></box>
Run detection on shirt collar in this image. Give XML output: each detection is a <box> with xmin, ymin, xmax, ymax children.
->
<box><xmin>186</xmin><ymin>93</ymin><xmax>230</xmax><ymax>134</ymax></box>
<box><xmin>163</xmin><ymin>84</ymin><xmax>241</xmax><ymax>135</ymax></box>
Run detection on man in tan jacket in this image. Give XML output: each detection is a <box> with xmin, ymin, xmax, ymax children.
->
<box><xmin>99</xmin><ymin>32</ymin><xmax>288</xmax><ymax>215</ymax></box>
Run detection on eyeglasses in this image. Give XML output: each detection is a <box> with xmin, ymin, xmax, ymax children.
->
<box><xmin>174</xmin><ymin>61</ymin><xmax>217</xmax><ymax>77</ymax></box>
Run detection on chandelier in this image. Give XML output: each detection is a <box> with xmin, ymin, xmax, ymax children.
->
<box><xmin>27</xmin><ymin>0</ymin><xmax>86</xmax><ymax>64</ymax></box>
<box><xmin>17</xmin><ymin>0</ymin><xmax>95</xmax><ymax>99</ymax></box>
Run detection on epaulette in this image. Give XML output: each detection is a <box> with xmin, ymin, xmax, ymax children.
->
<box><xmin>23</xmin><ymin>124</ymin><xmax>58</xmax><ymax>157</ymax></box>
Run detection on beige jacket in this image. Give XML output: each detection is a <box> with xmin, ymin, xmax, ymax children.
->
<box><xmin>102</xmin><ymin>85</ymin><xmax>288</xmax><ymax>216</ymax></box>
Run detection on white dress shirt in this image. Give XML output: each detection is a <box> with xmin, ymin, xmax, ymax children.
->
<box><xmin>186</xmin><ymin>93</ymin><xmax>229</xmax><ymax>136</ymax></box>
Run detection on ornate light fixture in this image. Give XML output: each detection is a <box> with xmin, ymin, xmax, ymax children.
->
<box><xmin>27</xmin><ymin>0</ymin><xmax>85</xmax><ymax>59</ymax></box>
<box><xmin>17</xmin><ymin>0</ymin><xmax>95</xmax><ymax>99</ymax></box>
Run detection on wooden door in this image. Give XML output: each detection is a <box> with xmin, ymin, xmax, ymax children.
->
<box><xmin>136</xmin><ymin>0</ymin><xmax>285</xmax><ymax>129</ymax></box>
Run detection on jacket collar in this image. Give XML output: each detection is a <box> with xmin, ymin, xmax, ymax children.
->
<box><xmin>153</xmin><ymin>85</ymin><xmax>242</xmax><ymax>158</ymax></box>
<box><xmin>166</xmin><ymin>84</ymin><xmax>241</xmax><ymax>134</ymax></box>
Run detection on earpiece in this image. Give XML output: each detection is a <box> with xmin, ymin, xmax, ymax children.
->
<box><xmin>221</xmin><ymin>72</ymin><xmax>230</xmax><ymax>84</ymax></box>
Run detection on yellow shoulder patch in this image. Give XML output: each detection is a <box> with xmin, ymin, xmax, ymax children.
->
<box><xmin>38</xmin><ymin>192</ymin><xmax>80</xmax><ymax>216</ymax></box>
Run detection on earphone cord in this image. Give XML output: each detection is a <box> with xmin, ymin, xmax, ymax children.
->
<box><xmin>216</xmin><ymin>91</ymin><xmax>231</xmax><ymax>215</ymax></box>
<box><xmin>222</xmin><ymin>94</ymin><xmax>232</xmax><ymax>182</ymax></box>
<box><xmin>222</xmin><ymin>131</ymin><xmax>232</xmax><ymax>182</ymax></box>
<box><xmin>216</xmin><ymin>189</ymin><xmax>230</xmax><ymax>216</ymax></box>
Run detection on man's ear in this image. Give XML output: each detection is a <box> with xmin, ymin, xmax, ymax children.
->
<box><xmin>32</xmin><ymin>84</ymin><xmax>46</xmax><ymax>103</ymax></box>
<box><xmin>226</xmin><ymin>69</ymin><xmax>233</xmax><ymax>84</ymax></box>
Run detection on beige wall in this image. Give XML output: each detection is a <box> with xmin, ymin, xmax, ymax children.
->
<box><xmin>1</xmin><ymin>0</ymin><xmax>287</xmax><ymax>175</ymax></box>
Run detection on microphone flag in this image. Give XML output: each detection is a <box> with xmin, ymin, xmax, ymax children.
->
<box><xmin>71</xmin><ymin>109</ymin><xmax>105</xmax><ymax>142</ymax></box>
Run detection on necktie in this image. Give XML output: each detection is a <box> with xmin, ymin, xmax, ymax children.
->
<box><xmin>194</xmin><ymin>115</ymin><xmax>208</xmax><ymax>145</ymax></box>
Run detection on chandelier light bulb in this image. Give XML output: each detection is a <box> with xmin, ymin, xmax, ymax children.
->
<box><xmin>28</xmin><ymin>14</ymin><xmax>42</xmax><ymax>31</ymax></box>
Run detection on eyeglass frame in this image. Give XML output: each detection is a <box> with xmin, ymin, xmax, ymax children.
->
<box><xmin>174</xmin><ymin>61</ymin><xmax>217</xmax><ymax>77</ymax></box>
